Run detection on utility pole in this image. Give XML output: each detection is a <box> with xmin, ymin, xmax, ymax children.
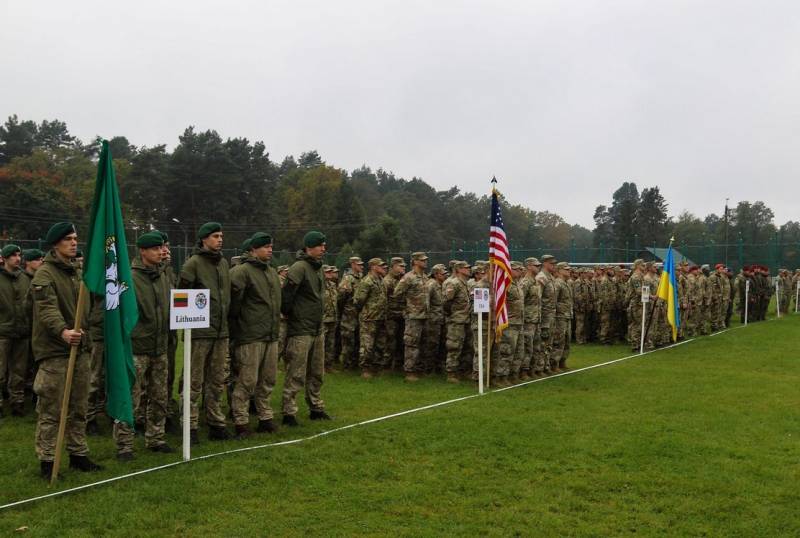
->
<box><xmin>724</xmin><ymin>198</ymin><xmax>730</xmax><ymax>267</ymax></box>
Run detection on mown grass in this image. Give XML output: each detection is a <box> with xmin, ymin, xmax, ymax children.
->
<box><xmin>1</xmin><ymin>308</ymin><xmax>796</xmax><ymax>536</ymax></box>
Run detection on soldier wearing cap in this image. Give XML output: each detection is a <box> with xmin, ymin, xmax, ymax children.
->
<box><xmin>424</xmin><ymin>264</ymin><xmax>447</xmax><ymax>375</ymax></box>
<box><xmin>571</xmin><ymin>267</ymin><xmax>590</xmax><ymax>345</ymax></box>
<box><xmin>0</xmin><ymin>244</ymin><xmax>30</xmax><ymax>417</ymax></box>
<box><xmin>708</xmin><ymin>263</ymin><xmax>726</xmax><ymax>331</ymax></box>
<box><xmin>677</xmin><ymin>261</ymin><xmax>690</xmax><ymax>339</ymax></box>
<box><xmin>498</xmin><ymin>262</ymin><xmax>525</xmax><ymax>385</ymax></box>
<box><xmin>280</xmin><ymin>231</ymin><xmax>331</xmax><ymax>425</ymax></box>
<box><xmin>519</xmin><ymin>258</ymin><xmax>542</xmax><ymax>379</ymax></box>
<box><xmin>353</xmin><ymin>258</ymin><xmax>388</xmax><ymax>377</ymax></box>
<box><xmin>642</xmin><ymin>262</ymin><xmax>662</xmax><ymax>348</ymax></box>
<box><xmin>337</xmin><ymin>256</ymin><xmax>364</xmax><ymax>370</ymax></box>
<box><xmin>626</xmin><ymin>259</ymin><xmax>651</xmax><ymax>350</ymax></box>
<box><xmin>228</xmin><ymin>232</ymin><xmax>281</xmax><ymax>438</ymax></box>
<box><xmin>536</xmin><ymin>255</ymin><xmax>557</xmax><ymax>374</ymax></box>
<box><xmin>382</xmin><ymin>256</ymin><xmax>406</xmax><ymax>369</ymax></box>
<box><xmin>595</xmin><ymin>264</ymin><xmax>615</xmax><ymax>344</ymax></box>
<box><xmin>443</xmin><ymin>261</ymin><xmax>472</xmax><ymax>383</ymax></box>
<box><xmin>177</xmin><ymin>221</ymin><xmax>232</xmax><ymax>442</ymax></box>
<box><xmin>322</xmin><ymin>265</ymin><xmax>339</xmax><ymax>371</ymax></box>
<box><xmin>113</xmin><ymin>231</ymin><xmax>175</xmax><ymax>459</ymax></box>
<box><xmin>469</xmin><ymin>261</ymin><xmax>490</xmax><ymax>379</ymax></box>
<box><xmin>551</xmin><ymin>261</ymin><xmax>573</xmax><ymax>371</ymax></box>
<box><xmin>32</xmin><ymin>222</ymin><xmax>102</xmax><ymax>477</ymax></box>
<box><xmin>393</xmin><ymin>252</ymin><xmax>430</xmax><ymax>381</ymax></box>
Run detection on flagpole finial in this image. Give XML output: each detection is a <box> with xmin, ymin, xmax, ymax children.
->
<box><xmin>491</xmin><ymin>176</ymin><xmax>497</xmax><ymax>184</ymax></box>
<box><xmin>669</xmin><ymin>236</ymin><xmax>675</xmax><ymax>244</ymax></box>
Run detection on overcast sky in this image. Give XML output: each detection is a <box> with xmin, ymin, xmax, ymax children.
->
<box><xmin>2</xmin><ymin>0</ymin><xmax>799</xmax><ymax>228</ymax></box>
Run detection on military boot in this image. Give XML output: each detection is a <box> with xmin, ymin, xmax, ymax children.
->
<box><xmin>208</xmin><ymin>426</ymin><xmax>232</xmax><ymax>441</ymax></box>
<box><xmin>309</xmin><ymin>409</ymin><xmax>333</xmax><ymax>421</ymax></box>
<box><xmin>40</xmin><ymin>461</ymin><xmax>53</xmax><ymax>480</ymax></box>
<box><xmin>257</xmin><ymin>419</ymin><xmax>277</xmax><ymax>433</ymax></box>
<box><xmin>69</xmin><ymin>455</ymin><xmax>104</xmax><ymax>472</ymax></box>
<box><xmin>234</xmin><ymin>424</ymin><xmax>251</xmax><ymax>440</ymax></box>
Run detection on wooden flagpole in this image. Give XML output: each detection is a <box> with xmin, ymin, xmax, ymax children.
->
<box><xmin>51</xmin><ymin>282</ymin><xmax>89</xmax><ymax>485</ymax></box>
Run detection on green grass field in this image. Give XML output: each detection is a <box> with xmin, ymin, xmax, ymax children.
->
<box><xmin>1</xmin><ymin>311</ymin><xmax>798</xmax><ymax>536</ymax></box>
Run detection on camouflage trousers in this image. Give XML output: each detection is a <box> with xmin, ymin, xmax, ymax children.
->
<box><xmin>185</xmin><ymin>338</ymin><xmax>229</xmax><ymax>430</ymax></box>
<box><xmin>0</xmin><ymin>337</ymin><xmax>29</xmax><ymax>406</ymax></box>
<box><xmin>359</xmin><ymin>320</ymin><xmax>387</xmax><ymax>371</ymax></box>
<box><xmin>574</xmin><ymin>311</ymin><xmax>589</xmax><ymax>344</ymax></box>
<box><xmin>521</xmin><ymin>323</ymin><xmax>539</xmax><ymax>373</ymax></box>
<box><xmin>322</xmin><ymin>321</ymin><xmax>338</xmax><ymax>368</ymax></box>
<box><xmin>403</xmin><ymin>319</ymin><xmax>426</xmax><ymax>373</ymax></box>
<box><xmin>538</xmin><ymin>325</ymin><xmax>553</xmax><ymax>373</ymax></box>
<box><xmin>114</xmin><ymin>353</ymin><xmax>169</xmax><ymax>453</ymax></box>
<box><xmin>628</xmin><ymin>303</ymin><xmax>653</xmax><ymax>350</ymax></box>
<box><xmin>597</xmin><ymin>310</ymin><xmax>613</xmax><ymax>344</ymax></box>
<box><xmin>86</xmin><ymin>341</ymin><xmax>106</xmax><ymax>423</ymax></box>
<box><xmin>338</xmin><ymin>319</ymin><xmax>358</xmax><ymax>369</ymax></box>
<box><xmin>423</xmin><ymin>320</ymin><xmax>444</xmax><ymax>373</ymax></box>
<box><xmin>384</xmin><ymin>317</ymin><xmax>404</xmax><ymax>369</ymax></box>
<box><xmin>552</xmin><ymin>318</ymin><xmax>571</xmax><ymax>368</ymax></box>
<box><xmin>166</xmin><ymin>330</ymin><xmax>178</xmax><ymax>417</ymax></box>
<box><xmin>34</xmin><ymin>354</ymin><xmax>91</xmax><ymax>461</ymax></box>
<box><xmin>281</xmin><ymin>333</ymin><xmax>325</xmax><ymax>417</ymax></box>
<box><xmin>278</xmin><ymin>318</ymin><xmax>288</xmax><ymax>362</ymax></box>
<box><xmin>496</xmin><ymin>325</ymin><xmax>521</xmax><ymax>377</ymax></box>
<box><xmin>444</xmin><ymin>321</ymin><xmax>472</xmax><ymax>374</ymax></box>
<box><xmin>231</xmin><ymin>340</ymin><xmax>278</xmax><ymax>425</ymax></box>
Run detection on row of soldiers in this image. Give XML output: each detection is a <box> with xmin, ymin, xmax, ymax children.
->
<box><xmin>1</xmin><ymin>220</ymin><xmax>797</xmax><ymax>478</ymax></box>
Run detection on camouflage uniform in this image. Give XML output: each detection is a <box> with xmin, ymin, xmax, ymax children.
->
<box><xmin>443</xmin><ymin>263</ymin><xmax>472</xmax><ymax>376</ymax></box>
<box><xmin>469</xmin><ymin>268</ymin><xmax>490</xmax><ymax>377</ymax></box>
<box><xmin>337</xmin><ymin>260</ymin><xmax>362</xmax><ymax>369</ymax></box>
<box><xmin>552</xmin><ymin>263</ymin><xmax>573</xmax><ymax>369</ymax></box>
<box><xmin>322</xmin><ymin>269</ymin><xmax>339</xmax><ymax>368</ymax></box>
<box><xmin>382</xmin><ymin>260</ymin><xmax>406</xmax><ymax>369</ymax></box>
<box><xmin>520</xmin><ymin>260</ymin><xmax>542</xmax><ymax>376</ymax></box>
<box><xmin>0</xmin><ymin>261</ymin><xmax>31</xmax><ymax>413</ymax></box>
<box><xmin>501</xmin><ymin>268</ymin><xmax>525</xmax><ymax>379</ymax></box>
<box><xmin>596</xmin><ymin>270</ymin><xmax>616</xmax><ymax>344</ymax></box>
<box><xmin>626</xmin><ymin>262</ymin><xmax>648</xmax><ymax>350</ymax></box>
<box><xmin>708</xmin><ymin>271</ymin><xmax>724</xmax><ymax>331</ymax></box>
<box><xmin>393</xmin><ymin>254</ymin><xmax>429</xmax><ymax>374</ymax></box>
<box><xmin>353</xmin><ymin>266</ymin><xmax>388</xmax><ymax>371</ymax></box>
<box><xmin>571</xmin><ymin>273</ymin><xmax>589</xmax><ymax>344</ymax></box>
<box><xmin>423</xmin><ymin>268</ymin><xmax>446</xmax><ymax>373</ymax></box>
<box><xmin>536</xmin><ymin>260</ymin><xmax>556</xmax><ymax>373</ymax></box>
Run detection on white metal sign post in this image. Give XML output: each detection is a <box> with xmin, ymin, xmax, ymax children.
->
<box><xmin>744</xmin><ymin>280</ymin><xmax>749</xmax><ymax>326</ymax></box>
<box><xmin>640</xmin><ymin>285</ymin><xmax>650</xmax><ymax>355</ymax></box>
<box><xmin>170</xmin><ymin>289</ymin><xmax>210</xmax><ymax>461</ymax></box>
<box><xmin>474</xmin><ymin>288</ymin><xmax>490</xmax><ymax>395</ymax></box>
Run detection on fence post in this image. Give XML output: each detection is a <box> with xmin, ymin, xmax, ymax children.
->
<box><xmin>737</xmin><ymin>234</ymin><xmax>744</xmax><ymax>270</ymax></box>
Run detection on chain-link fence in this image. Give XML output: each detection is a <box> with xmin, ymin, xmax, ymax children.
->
<box><xmin>2</xmin><ymin>238</ymin><xmax>798</xmax><ymax>274</ymax></box>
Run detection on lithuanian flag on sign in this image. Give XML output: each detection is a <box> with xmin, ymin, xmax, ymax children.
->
<box><xmin>173</xmin><ymin>292</ymin><xmax>189</xmax><ymax>308</ymax></box>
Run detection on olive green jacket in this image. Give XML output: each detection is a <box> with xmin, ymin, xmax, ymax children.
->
<box><xmin>0</xmin><ymin>265</ymin><xmax>30</xmax><ymax>338</ymax></box>
<box><xmin>281</xmin><ymin>251</ymin><xmax>324</xmax><ymax>337</ymax></box>
<box><xmin>178</xmin><ymin>248</ymin><xmax>231</xmax><ymax>339</ymax></box>
<box><xmin>130</xmin><ymin>258</ymin><xmax>171</xmax><ymax>355</ymax></box>
<box><xmin>229</xmin><ymin>257</ymin><xmax>281</xmax><ymax>344</ymax></box>
<box><xmin>31</xmin><ymin>251</ymin><xmax>89</xmax><ymax>361</ymax></box>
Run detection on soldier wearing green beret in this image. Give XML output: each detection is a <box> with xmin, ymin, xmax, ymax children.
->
<box><xmin>32</xmin><ymin>222</ymin><xmax>102</xmax><ymax>477</ymax></box>
<box><xmin>113</xmin><ymin>231</ymin><xmax>175</xmax><ymax>459</ymax></box>
<box><xmin>393</xmin><ymin>252</ymin><xmax>430</xmax><ymax>381</ymax></box>
<box><xmin>228</xmin><ymin>232</ymin><xmax>281</xmax><ymax>438</ymax></box>
<box><xmin>337</xmin><ymin>256</ymin><xmax>364</xmax><ymax>370</ymax></box>
<box><xmin>177</xmin><ymin>222</ymin><xmax>232</xmax><ymax>442</ymax></box>
<box><xmin>353</xmin><ymin>258</ymin><xmax>388</xmax><ymax>377</ymax></box>
<box><xmin>280</xmin><ymin>231</ymin><xmax>331</xmax><ymax>425</ymax></box>
<box><xmin>0</xmin><ymin>244</ymin><xmax>31</xmax><ymax>417</ymax></box>
<box><xmin>20</xmin><ymin>249</ymin><xmax>45</xmax><ymax>403</ymax></box>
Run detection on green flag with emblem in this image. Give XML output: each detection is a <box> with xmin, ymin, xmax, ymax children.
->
<box><xmin>83</xmin><ymin>140</ymin><xmax>138</xmax><ymax>425</ymax></box>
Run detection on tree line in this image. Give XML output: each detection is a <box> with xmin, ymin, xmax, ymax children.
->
<box><xmin>0</xmin><ymin>115</ymin><xmax>797</xmax><ymax>267</ymax></box>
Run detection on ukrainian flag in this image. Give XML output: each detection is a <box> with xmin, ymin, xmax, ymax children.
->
<box><xmin>656</xmin><ymin>242</ymin><xmax>680</xmax><ymax>341</ymax></box>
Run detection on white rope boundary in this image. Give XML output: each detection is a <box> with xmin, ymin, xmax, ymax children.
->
<box><xmin>0</xmin><ymin>318</ymin><xmax>772</xmax><ymax>511</ymax></box>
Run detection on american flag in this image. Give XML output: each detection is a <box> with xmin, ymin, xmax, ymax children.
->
<box><xmin>489</xmin><ymin>180</ymin><xmax>511</xmax><ymax>341</ymax></box>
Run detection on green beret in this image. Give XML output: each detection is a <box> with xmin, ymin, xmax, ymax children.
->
<box><xmin>303</xmin><ymin>230</ymin><xmax>326</xmax><ymax>248</ymax></box>
<box><xmin>137</xmin><ymin>231</ymin><xmax>164</xmax><ymax>249</ymax></box>
<box><xmin>45</xmin><ymin>222</ymin><xmax>76</xmax><ymax>245</ymax></box>
<box><xmin>22</xmin><ymin>248</ymin><xmax>45</xmax><ymax>262</ymax></box>
<box><xmin>240</xmin><ymin>238</ymin><xmax>253</xmax><ymax>251</ymax></box>
<box><xmin>250</xmin><ymin>232</ymin><xmax>273</xmax><ymax>249</ymax></box>
<box><xmin>1</xmin><ymin>244</ymin><xmax>21</xmax><ymax>258</ymax></box>
<box><xmin>198</xmin><ymin>222</ymin><xmax>222</xmax><ymax>239</ymax></box>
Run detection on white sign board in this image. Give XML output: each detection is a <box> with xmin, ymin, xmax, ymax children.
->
<box><xmin>641</xmin><ymin>285</ymin><xmax>650</xmax><ymax>303</ymax></box>
<box><xmin>170</xmin><ymin>289</ymin><xmax>211</xmax><ymax>330</ymax></box>
<box><xmin>474</xmin><ymin>288</ymin><xmax>490</xmax><ymax>313</ymax></box>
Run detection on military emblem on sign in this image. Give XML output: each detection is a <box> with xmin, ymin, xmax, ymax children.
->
<box><xmin>195</xmin><ymin>292</ymin><xmax>208</xmax><ymax>310</ymax></box>
<box><xmin>104</xmin><ymin>235</ymin><xmax>129</xmax><ymax>311</ymax></box>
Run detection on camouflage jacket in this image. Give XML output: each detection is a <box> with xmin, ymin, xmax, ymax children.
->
<box><xmin>536</xmin><ymin>271</ymin><xmax>556</xmax><ymax>329</ymax></box>
<box><xmin>426</xmin><ymin>279</ymin><xmax>444</xmax><ymax>324</ymax></box>
<box><xmin>337</xmin><ymin>271</ymin><xmax>362</xmax><ymax>326</ymax></box>
<box><xmin>708</xmin><ymin>273</ymin><xmax>723</xmax><ymax>305</ymax></box>
<box><xmin>506</xmin><ymin>279</ymin><xmax>524</xmax><ymax>325</ymax></box>
<box><xmin>323</xmin><ymin>280</ymin><xmax>338</xmax><ymax>323</ymax></box>
<box><xmin>353</xmin><ymin>272</ymin><xmax>387</xmax><ymax>322</ymax></box>
<box><xmin>626</xmin><ymin>272</ymin><xmax>644</xmax><ymax>309</ymax></box>
<box><xmin>393</xmin><ymin>270</ymin><xmax>429</xmax><ymax>320</ymax></box>
<box><xmin>553</xmin><ymin>276</ymin><xmax>573</xmax><ymax>319</ymax></box>
<box><xmin>382</xmin><ymin>273</ymin><xmax>405</xmax><ymax>320</ymax></box>
<box><xmin>520</xmin><ymin>274</ymin><xmax>541</xmax><ymax>324</ymax></box>
<box><xmin>443</xmin><ymin>275</ymin><xmax>471</xmax><ymax>324</ymax></box>
<box><xmin>596</xmin><ymin>275</ymin><xmax>616</xmax><ymax>312</ymax></box>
